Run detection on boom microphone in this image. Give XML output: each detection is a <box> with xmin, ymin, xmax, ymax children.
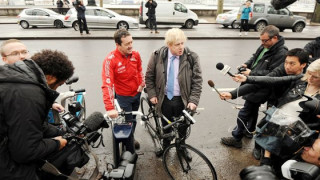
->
<box><xmin>208</xmin><ymin>80</ymin><xmax>222</xmax><ymax>96</ymax></box>
<box><xmin>271</xmin><ymin>0</ymin><xmax>297</xmax><ymax>10</ymax></box>
<box><xmin>84</xmin><ymin>112</ymin><xmax>109</xmax><ymax>132</ymax></box>
<box><xmin>216</xmin><ymin>62</ymin><xmax>235</xmax><ymax>77</ymax></box>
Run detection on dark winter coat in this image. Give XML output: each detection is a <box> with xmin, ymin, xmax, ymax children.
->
<box><xmin>241</xmin><ymin>36</ymin><xmax>288</xmax><ymax>103</ymax></box>
<box><xmin>304</xmin><ymin>36</ymin><xmax>320</xmax><ymax>63</ymax></box>
<box><xmin>145</xmin><ymin>0</ymin><xmax>157</xmax><ymax>15</ymax></box>
<box><xmin>0</xmin><ymin>60</ymin><xmax>60</xmax><ymax>180</ymax></box>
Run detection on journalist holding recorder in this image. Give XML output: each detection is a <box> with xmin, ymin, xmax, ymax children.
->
<box><xmin>0</xmin><ymin>48</ymin><xmax>74</xmax><ymax>179</ymax></box>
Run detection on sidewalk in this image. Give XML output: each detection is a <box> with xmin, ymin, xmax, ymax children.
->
<box><xmin>0</xmin><ymin>16</ymin><xmax>319</xmax><ymax>40</ymax></box>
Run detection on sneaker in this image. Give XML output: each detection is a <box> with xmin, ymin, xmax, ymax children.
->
<box><xmin>155</xmin><ymin>31</ymin><xmax>159</xmax><ymax>34</ymax></box>
<box><xmin>244</xmin><ymin>131</ymin><xmax>253</xmax><ymax>139</ymax></box>
<box><xmin>245</xmin><ymin>32</ymin><xmax>248</xmax><ymax>36</ymax></box>
<box><xmin>239</xmin><ymin>32</ymin><xmax>242</xmax><ymax>36</ymax></box>
<box><xmin>252</xmin><ymin>148</ymin><xmax>261</xmax><ymax>160</ymax></box>
<box><xmin>221</xmin><ymin>137</ymin><xmax>242</xmax><ymax>148</ymax></box>
<box><xmin>134</xmin><ymin>140</ymin><xmax>140</xmax><ymax>150</ymax></box>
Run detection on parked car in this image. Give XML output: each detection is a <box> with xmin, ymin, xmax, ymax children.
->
<box><xmin>216</xmin><ymin>9</ymin><xmax>240</xmax><ymax>29</ymax></box>
<box><xmin>139</xmin><ymin>1</ymin><xmax>198</xmax><ymax>29</ymax></box>
<box><xmin>17</xmin><ymin>8</ymin><xmax>65</xmax><ymax>29</ymax></box>
<box><xmin>64</xmin><ymin>7</ymin><xmax>139</xmax><ymax>30</ymax></box>
<box><xmin>235</xmin><ymin>2</ymin><xmax>306</xmax><ymax>32</ymax></box>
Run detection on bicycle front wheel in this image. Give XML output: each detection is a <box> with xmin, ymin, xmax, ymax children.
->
<box><xmin>163</xmin><ymin>144</ymin><xmax>217</xmax><ymax>180</ymax></box>
<box><xmin>140</xmin><ymin>97</ymin><xmax>163</xmax><ymax>151</ymax></box>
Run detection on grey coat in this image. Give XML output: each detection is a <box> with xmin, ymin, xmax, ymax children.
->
<box><xmin>145</xmin><ymin>46</ymin><xmax>203</xmax><ymax>114</ymax></box>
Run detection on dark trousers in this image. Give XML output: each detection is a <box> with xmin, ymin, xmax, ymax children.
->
<box><xmin>240</xmin><ymin>19</ymin><xmax>249</xmax><ymax>32</ymax></box>
<box><xmin>116</xmin><ymin>93</ymin><xmax>141</xmax><ymax>134</ymax></box>
<box><xmin>77</xmin><ymin>17</ymin><xmax>89</xmax><ymax>34</ymax></box>
<box><xmin>232</xmin><ymin>100</ymin><xmax>260</xmax><ymax>140</ymax></box>
<box><xmin>161</xmin><ymin>96</ymin><xmax>185</xmax><ymax>148</ymax></box>
<box><xmin>148</xmin><ymin>14</ymin><xmax>157</xmax><ymax>31</ymax></box>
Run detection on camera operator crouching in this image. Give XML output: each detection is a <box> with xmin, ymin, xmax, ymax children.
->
<box><xmin>0</xmin><ymin>49</ymin><xmax>74</xmax><ymax>180</ymax></box>
<box><xmin>241</xmin><ymin>137</ymin><xmax>320</xmax><ymax>180</ymax></box>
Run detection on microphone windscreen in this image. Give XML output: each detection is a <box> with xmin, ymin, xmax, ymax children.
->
<box><xmin>208</xmin><ymin>80</ymin><xmax>215</xmax><ymax>88</ymax></box>
<box><xmin>271</xmin><ymin>0</ymin><xmax>297</xmax><ymax>10</ymax></box>
<box><xmin>216</xmin><ymin>63</ymin><xmax>224</xmax><ymax>70</ymax></box>
<box><xmin>83</xmin><ymin>112</ymin><xmax>105</xmax><ymax>132</ymax></box>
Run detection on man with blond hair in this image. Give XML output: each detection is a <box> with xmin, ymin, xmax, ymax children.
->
<box><xmin>145</xmin><ymin>28</ymin><xmax>203</xmax><ymax>157</ymax></box>
<box><xmin>1</xmin><ymin>39</ymin><xmax>29</xmax><ymax>64</ymax></box>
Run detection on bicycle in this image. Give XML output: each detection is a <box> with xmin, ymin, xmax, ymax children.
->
<box><xmin>103</xmin><ymin>99</ymin><xmax>143</xmax><ymax>179</ymax></box>
<box><xmin>48</xmin><ymin>76</ymin><xmax>86</xmax><ymax>125</ymax></box>
<box><xmin>140</xmin><ymin>97</ymin><xmax>217</xmax><ymax>180</ymax></box>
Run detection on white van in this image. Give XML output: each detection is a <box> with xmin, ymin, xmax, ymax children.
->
<box><xmin>139</xmin><ymin>1</ymin><xmax>199</xmax><ymax>29</ymax></box>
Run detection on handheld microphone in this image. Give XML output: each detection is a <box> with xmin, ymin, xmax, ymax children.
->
<box><xmin>216</xmin><ymin>62</ymin><xmax>235</xmax><ymax>77</ymax></box>
<box><xmin>84</xmin><ymin>112</ymin><xmax>109</xmax><ymax>132</ymax></box>
<box><xmin>271</xmin><ymin>0</ymin><xmax>297</xmax><ymax>10</ymax></box>
<box><xmin>208</xmin><ymin>80</ymin><xmax>222</xmax><ymax>96</ymax></box>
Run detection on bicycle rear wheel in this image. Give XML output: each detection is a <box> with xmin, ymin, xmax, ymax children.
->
<box><xmin>163</xmin><ymin>144</ymin><xmax>217</xmax><ymax>180</ymax></box>
<box><xmin>140</xmin><ymin>97</ymin><xmax>163</xmax><ymax>152</ymax></box>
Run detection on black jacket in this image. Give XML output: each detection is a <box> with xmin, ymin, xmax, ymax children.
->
<box><xmin>231</xmin><ymin>63</ymin><xmax>287</xmax><ymax>106</ymax></box>
<box><xmin>245</xmin><ymin>75</ymin><xmax>320</xmax><ymax>130</ymax></box>
<box><xmin>57</xmin><ymin>0</ymin><xmax>63</xmax><ymax>8</ymax></box>
<box><xmin>145</xmin><ymin>0</ymin><xmax>157</xmax><ymax>15</ymax></box>
<box><xmin>0</xmin><ymin>60</ymin><xmax>60</xmax><ymax>180</ymax></box>
<box><xmin>241</xmin><ymin>36</ymin><xmax>288</xmax><ymax>103</ymax></box>
<box><xmin>76</xmin><ymin>5</ymin><xmax>86</xmax><ymax>18</ymax></box>
<box><xmin>304</xmin><ymin>36</ymin><xmax>320</xmax><ymax>63</ymax></box>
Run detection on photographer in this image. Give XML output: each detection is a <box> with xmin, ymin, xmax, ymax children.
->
<box><xmin>74</xmin><ymin>0</ymin><xmax>90</xmax><ymax>35</ymax></box>
<box><xmin>145</xmin><ymin>0</ymin><xmax>158</xmax><ymax>33</ymax></box>
<box><xmin>0</xmin><ymin>49</ymin><xmax>74</xmax><ymax>180</ymax></box>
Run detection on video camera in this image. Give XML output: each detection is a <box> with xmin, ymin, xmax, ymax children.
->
<box><xmin>240</xmin><ymin>162</ymin><xmax>320</xmax><ymax>180</ymax></box>
<box><xmin>44</xmin><ymin>111</ymin><xmax>108</xmax><ymax>177</ymax></box>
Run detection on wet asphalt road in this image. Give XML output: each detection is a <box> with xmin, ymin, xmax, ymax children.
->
<box><xmin>0</xmin><ymin>39</ymin><xmax>311</xmax><ymax>180</ymax></box>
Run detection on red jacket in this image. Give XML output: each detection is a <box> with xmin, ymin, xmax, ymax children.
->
<box><xmin>102</xmin><ymin>48</ymin><xmax>144</xmax><ymax>111</ymax></box>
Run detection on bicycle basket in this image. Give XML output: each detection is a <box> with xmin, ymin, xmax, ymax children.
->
<box><xmin>113</xmin><ymin>124</ymin><xmax>132</xmax><ymax>140</ymax></box>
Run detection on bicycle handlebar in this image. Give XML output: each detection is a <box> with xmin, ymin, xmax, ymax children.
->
<box><xmin>162</xmin><ymin>109</ymin><xmax>196</xmax><ymax>130</ymax></box>
<box><xmin>74</xmin><ymin>89</ymin><xmax>86</xmax><ymax>93</ymax></box>
<box><xmin>65</xmin><ymin>76</ymin><xmax>79</xmax><ymax>85</ymax></box>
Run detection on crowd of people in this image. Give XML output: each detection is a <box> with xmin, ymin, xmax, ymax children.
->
<box><xmin>0</xmin><ymin>24</ymin><xmax>320</xmax><ymax>180</ymax></box>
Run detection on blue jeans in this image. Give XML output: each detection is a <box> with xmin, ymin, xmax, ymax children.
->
<box><xmin>115</xmin><ymin>92</ymin><xmax>141</xmax><ymax>134</ymax></box>
<box><xmin>232</xmin><ymin>100</ymin><xmax>260</xmax><ymax>140</ymax></box>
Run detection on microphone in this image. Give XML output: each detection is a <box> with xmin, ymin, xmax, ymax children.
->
<box><xmin>216</xmin><ymin>62</ymin><xmax>235</xmax><ymax>77</ymax></box>
<box><xmin>83</xmin><ymin>112</ymin><xmax>109</xmax><ymax>132</ymax></box>
<box><xmin>271</xmin><ymin>0</ymin><xmax>297</xmax><ymax>10</ymax></box>
<box><xmin>208</xmin><ymin>80</ymin><xmax>222</xmax><ymax>96</ymax></box>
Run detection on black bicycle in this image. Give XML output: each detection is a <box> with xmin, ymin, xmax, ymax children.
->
<box><xmin>140</xmin><ymin>97</ymin><xmax>217</xmax><ymax>180</ymax></box>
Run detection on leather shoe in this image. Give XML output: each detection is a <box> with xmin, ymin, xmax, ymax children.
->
<box><xmin>155</xmin><ymin>148</ymin><xmax>163</xmax><ymax>157</ymax></box>
<box><xmin>134</xmin><ymin>140</ymin><xmax>140</xmax><ymax>150</ymax></box>
<box><xmin>221</xmin><ymin>137</ymin><xmax>242</xmax><ymax>148</ymax></box>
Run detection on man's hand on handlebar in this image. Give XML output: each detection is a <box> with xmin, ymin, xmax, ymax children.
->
<box><xmin>220</xmin><ymin>92</ymin><xmax>232</xmax><ymax>100</ymax></box>
<box><xmin>107</xmin><ymin>109</ymin><xmax>119</xmax><ymax>118</ymax></box>
<box><xmin>53</xmin><ymin>136</ymin><xmax>67</xmax><ymax>150</ymax></box>
<box><xmin>150</xmin><ymin>97</ymin><xmax>158</xmax><ymax>104</ymax></box>
<box><xmin>233</xmin><ymin>74</ymin><xmax>247</xmax><ymax>83</ymax></box>
<box><xmin>187</xmin><ymin>102</ymin><xmax>197</xmax><ymax>111</ymax></box>
<box><xmin>52</xmin><ymin>103</ymin><xmax>64</xmax><ymax>112</ymax></box>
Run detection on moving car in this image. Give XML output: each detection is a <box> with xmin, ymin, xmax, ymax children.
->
<box><xmin>64</xmin><ymin>7</ymin><xmax>139</xmax><ymax>30</ymax></box>
<box><xmin>139</xmin><ymin>1</ymin><xmax>198</xmax><ymax>29</ymax></box>
<box><xmin>17</xmin><ymin>8</ymin><xmax>65</xmax><ymax>29</ymax></box>
<box><xmin>235</xmin><ymin>2</ymin><xmax>306</xmax><ymax>32</ymax></box>
<box><xmin>216</xmin><ymin>9</ymin><xmax>240</xmax><ymax>29</ymax></box>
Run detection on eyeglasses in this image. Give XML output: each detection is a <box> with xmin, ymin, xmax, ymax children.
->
<box><xmin>261</xmin><ymin>38</ymin><xmax>272</xmax><ymax>44</ymax></box>
<box><xmin>4</xmin><ymin>50</ymin><xmax>29</xmax><ymax>57</ymax></box>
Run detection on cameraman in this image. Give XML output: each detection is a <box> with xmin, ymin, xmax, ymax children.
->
<box><xmin>0</xmin><ymin>49</ymin><xmax>74</xmax><ymax>180</ymax></box>
<box><xmin>74</xmin><ymin>0</ymin><xmax>90</xmax><ymax>35</ymax></box>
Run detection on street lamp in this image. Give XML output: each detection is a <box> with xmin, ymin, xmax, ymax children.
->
<box><xmin>87</xmin><ymin>0</ymin><xmax>96</xmax><ymax>6</ymax></box>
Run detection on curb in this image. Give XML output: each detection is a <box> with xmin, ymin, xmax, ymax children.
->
<box><xmin>0</xmin><ymin>36</ymin><xmax>315</xmax><ymax>40</ymax></box>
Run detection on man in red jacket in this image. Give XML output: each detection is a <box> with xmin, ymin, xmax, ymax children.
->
<box><xmin>101</xmin><ymin>29</ymin><xmax>144</xmax><ymax>151</ymax></box>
